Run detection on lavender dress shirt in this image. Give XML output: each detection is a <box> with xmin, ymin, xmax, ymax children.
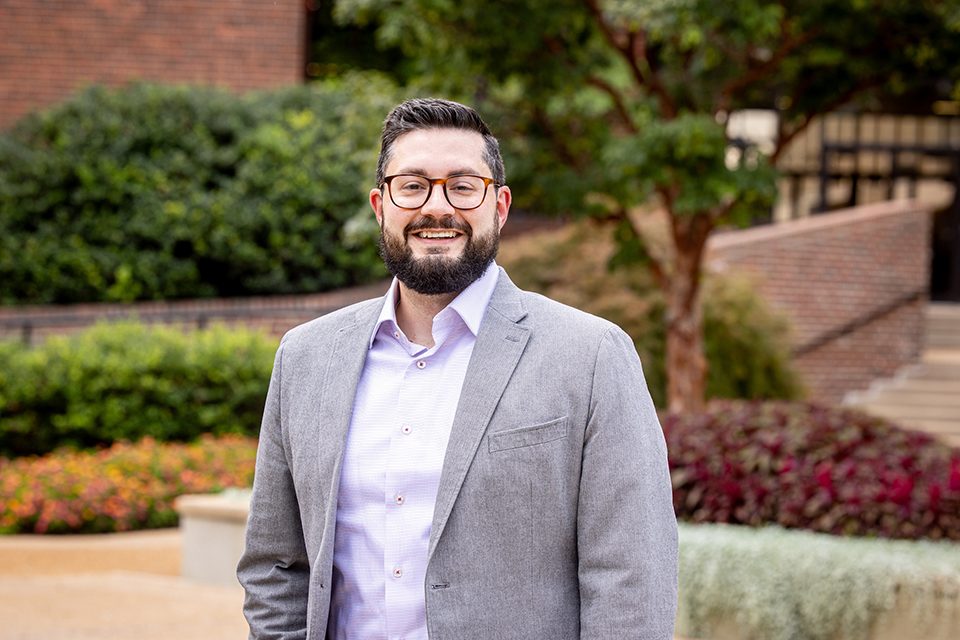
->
<box><xmin>327</xmin><ymin>263</ymin><xmax>500</xmax><ymax>640</ymax></box>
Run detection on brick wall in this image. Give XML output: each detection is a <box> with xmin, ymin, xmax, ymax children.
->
<box><xmin>0</xmin><ymin>281</ymin><xmax>390</xmax><ymax>345</ymax></box>
<box><xmin>0</xmin><ymin>0</ymin><xmax>305</xmax><ymax>130</ymax></box>
<box><xmin>708</xmin><ymin>199</ymin><xmax>932</xmax><ymax>403</ymax></box>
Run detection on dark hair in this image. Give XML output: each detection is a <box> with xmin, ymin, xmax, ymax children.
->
<box><xmin>375</xmin><ymin>98</ymin><xmax>505</xmax><ymax>187</ymax></box>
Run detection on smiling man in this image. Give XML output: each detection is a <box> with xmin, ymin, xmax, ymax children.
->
<box><xmin>238</xmin><ymin>98</ymin><xmax>678</xmax><ymax>640</ymax></box>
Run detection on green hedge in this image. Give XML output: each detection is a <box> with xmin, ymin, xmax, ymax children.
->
<box><xmin>0</xmin><ymin>74</ymin><xmax>399</xmax><ymax>304</ymax></box>
<box><xmin>498</xmin><ymin>221</ymin><xmax>803</xmax><ymax>406</ymax></box>
<box><xmin>0</xmin><ymin>322</ymin><xmax>277</xmax><ymax>457</ymax></box>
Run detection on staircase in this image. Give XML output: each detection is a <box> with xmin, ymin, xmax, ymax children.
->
<box><xmin>845</xmin><ymin>303</ymin><xmax>960</xmax><ymax>448</ymax></box>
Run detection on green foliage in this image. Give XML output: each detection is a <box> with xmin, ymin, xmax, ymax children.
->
<box><xmin>602</xmin><ymin>113</ymin><xmax>778</xmax><ymax>223</ymax></box>
<box><xmin>0</xmin><ymin>322</ymin><xmax>278</xmax><ymax>457</ymax></box>
<box><xmin>335</xmin><ymin>0</ymin><xmax>960</xmax><ymax>217</ymax></box>
<box><xmin>0</xmin><ymin>435</ymin><xmax>257</xmax><ymax>534</ymax></box>
<box><xmin>677</xmin><ymin>522</ymin><xmax>960</xmax><ymax>640</ymax></box>
<box><xmin>0</xmin><ymin>74</ymin><xmax>399</xmax><ymax>304</ymax></box>
<box><xmin>498</xmin><ymin>222</ymin><xmax>802</xmax><ymax>406</ymax></box>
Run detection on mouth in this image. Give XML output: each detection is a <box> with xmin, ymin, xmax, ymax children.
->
<box><xmin>412</xmin><ymin>230</ymin><xmax>463</xmax><ymax>240</ymax></box>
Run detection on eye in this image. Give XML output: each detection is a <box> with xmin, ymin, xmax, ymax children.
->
<box><xmin>397</xmin><ymin>178</ymin><xmax>428</xmax><ymax>192</ymax></box>
<box><xmin>449</xmin><ymin>179</ymin><xmax>479</xmax><ymax>193</ymax></box>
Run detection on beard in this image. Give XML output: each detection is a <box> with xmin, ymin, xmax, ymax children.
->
<box><xmin>378</xmin><ymin>214</ymin><xmax>500</xmax><ymax>296</ymax></box>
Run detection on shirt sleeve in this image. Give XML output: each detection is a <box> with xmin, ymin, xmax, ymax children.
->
<box><xmin>577</xmin><ymin>326</ymin><xmax>679</xmax><ymax>640</ymax></box>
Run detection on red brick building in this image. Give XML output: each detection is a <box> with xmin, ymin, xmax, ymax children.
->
<box><xmin>0</xmin><ymin>0</ymin><xmax>305</xmax><ymax>131</ymax></box>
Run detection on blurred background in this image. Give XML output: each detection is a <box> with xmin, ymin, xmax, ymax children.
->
<box><xmin>0</xmin><ymin>2</ymin><xmax>959</xmax><ymax>639</ymax></box>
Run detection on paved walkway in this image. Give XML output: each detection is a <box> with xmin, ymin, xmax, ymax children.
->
<box><xmin>0</xmin><ymin>529</ymin><xmax>248</xmax><ymax>640</ymax></box>
<box><xmin>0</xmin><ymin>528</ymin><xmax>691</xmax><ymax>639</ymax></box>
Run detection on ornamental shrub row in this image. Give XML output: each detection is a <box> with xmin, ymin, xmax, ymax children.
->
<box><xmin>0</xmin><ymin>322</ymin><xmax>277</xmax><ymax>458</ymax></box>
<box><xmin>664</xmin><ymin>400</ymin><xmax>960</xmax><ymax>540</ymax></box>
<box><xmin>0</xmin><ymin>434</ymin><xmax>257</xmax><ymax>534</ymax></box>
<box><xmin>0</xmin><ymin>73</ymin><xmax>399</xmax><ymax>304</ymax></box>
<box><xmin>677</xmin><ymin>522</ymin><xmax>960</xmax><ymax>640</ymax></box>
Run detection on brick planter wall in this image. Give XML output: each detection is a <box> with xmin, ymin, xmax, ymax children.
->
<box><xmin>0</xmin><ymin>281</ymin><xmax>390</xmax><ymax>345</ymax></box>
<box><xmin>707</xmin><ymin>199</ymin><xmax>932</xmax><ymax>403</ymax></box>
<box><xmin>0</xmin><ymin>0</ymin><xmax>305</xmax><ymax>131</ymax></box>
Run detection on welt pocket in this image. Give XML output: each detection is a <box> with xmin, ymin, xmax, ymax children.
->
<box><xmin>487</xmin><ymin>417</ymin><xmax>568</xmax><ymax>453</ymax></box>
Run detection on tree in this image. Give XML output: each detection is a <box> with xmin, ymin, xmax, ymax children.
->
<box><xmin>334</xmin><ymin>0</ymin><xmax>960</xmax><ymax>412</ymax></box>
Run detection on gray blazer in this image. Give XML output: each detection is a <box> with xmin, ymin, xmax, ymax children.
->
<box><xmin>238</xmin><ymin>269</ymin><xmax>678</xmax><ymax>640</ymax></box>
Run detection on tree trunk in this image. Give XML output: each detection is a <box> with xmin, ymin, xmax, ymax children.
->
<box><xmin>664</xmin><ymin>215</ymin><xmax>712</xmax><ymax>414</ymax></box>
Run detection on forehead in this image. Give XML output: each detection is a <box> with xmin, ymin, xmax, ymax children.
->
<box><xmin>386</xmin><ymin>128</ymin><xmax>489</xmax><ymax>176</ymax></box>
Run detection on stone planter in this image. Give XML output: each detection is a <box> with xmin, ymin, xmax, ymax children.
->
<box><xmin>174</xmin><ymin>490</ymin><xmax>250</xmax><ymax>587</ymax></box>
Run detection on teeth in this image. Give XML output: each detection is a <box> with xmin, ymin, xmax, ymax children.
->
<box><xmin>417</xmin><ymin>230</ymin><xmax>458</xmax><ymax>239</ymax></box>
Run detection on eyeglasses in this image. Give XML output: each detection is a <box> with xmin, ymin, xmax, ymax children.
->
<box><xmin>382</xmin><ymin>174</ymin><xmax>500</xmax><ymax>210</ymax></box>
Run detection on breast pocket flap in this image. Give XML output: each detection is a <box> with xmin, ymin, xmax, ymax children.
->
<box><xmin>487</xmin><ymin>417</ymin><xmax>568</xmax><ymax>453</ymax></box>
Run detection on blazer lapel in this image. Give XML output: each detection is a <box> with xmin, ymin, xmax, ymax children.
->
<box><xmin>315</xmin><ymin>298</ymin><xmax>383</xmax><ymax>538</ymax></box>
<box><xmin>428</xmin><ymin>271</ymin><xmax>529</xmax><ymax>558</ymax></box>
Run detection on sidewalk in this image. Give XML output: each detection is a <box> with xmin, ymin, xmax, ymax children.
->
<box><xmin>0</xmin><ymin>528</ymin><xmax>248</xmax><ymax>640</ymax></box>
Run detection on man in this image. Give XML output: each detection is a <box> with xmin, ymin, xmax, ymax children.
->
<box><xmin>238</xmin><ymin>98</ymin><xmax>678</xmax><ymax>640</ymax></box>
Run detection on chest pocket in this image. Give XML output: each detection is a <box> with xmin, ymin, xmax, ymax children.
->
<box><xmin>487</xmin><ymin>417</ymin><xmax>568</xmax><ymax>453</ymax></box>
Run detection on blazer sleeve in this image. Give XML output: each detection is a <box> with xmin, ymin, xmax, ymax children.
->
<box><xmin>237</xmin><ymin>341</ymin><xmax>311</xmax><ymax>640</ymax></box>
<box><xmin>577</xmin><ymin>326</ymin><xmax>679</xmax><ymax>640</ymax></box>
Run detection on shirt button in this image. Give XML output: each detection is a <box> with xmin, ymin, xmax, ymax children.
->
<box><xmin>416</xmin><ymin>360</ymin><xmax>426</xmax><ymax>369</ymax></box>
<box><xmin>393</xmin><ymin>567</ymin><xmax>403</xmax><ymax>578</ymax></box>
<box><xmin>394</xmin><ymin>331</ymin><xmax>401</xmax><ymax>339</ymax></box>
<box><xmin>395</xmin><ymin>494</ymin><xmax>404</xmax><ymax>505</ymax></box>
<box><xmin>401</xmin><ymin>425</ymin><xmax>412</xmax><ymax>435</ymax></box>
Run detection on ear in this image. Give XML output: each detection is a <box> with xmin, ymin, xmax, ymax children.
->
<box><xmin>495</xmin><ymin>185</ymin><xmax>511</xmax><ymax>231</ymax></box>
<box><xmin>370</xmin><ymin>188</ymin><xmax>384</xmax><ymax>226</ymax></box>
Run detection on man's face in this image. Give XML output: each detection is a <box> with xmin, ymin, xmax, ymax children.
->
<box><xmin>370</xmin><ymin>128</ymin><xmax>511</xmax><ymax>296</ymax></box>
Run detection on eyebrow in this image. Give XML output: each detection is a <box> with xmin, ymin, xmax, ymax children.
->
<box><xmin>393</xmin><ymin>166</ymin><xmax>482</xmax><ymax>178</ymax></box>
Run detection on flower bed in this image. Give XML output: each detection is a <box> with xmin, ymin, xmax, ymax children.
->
<box><xmin>0</xmin><ymin>434</ymin><xmax>256</xmax><ymax>534</ymax></box>
<box><xmin>664</xmin><ymin>401</ymin><xmax>960</xmax><ymax>540</ymax></box>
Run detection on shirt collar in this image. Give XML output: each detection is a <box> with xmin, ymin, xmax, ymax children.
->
<box><xmin>368</xmin><ymin>261</ymin><xmax>501</xmax><ymax>348</ymax></box>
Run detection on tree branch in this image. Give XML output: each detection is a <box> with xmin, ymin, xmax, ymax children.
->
<box><xmin>720</xmin><ymin>24</ymin><xmax>822</xmax><ymax>102</ymax></box>
<box><xmin>585</xmin><ymin>76</ymin><xmax>637</xmax><ymax>134</ymax></box>
<box><xmin>579</xmin><ymin>0</ymin><xmax>677</xmax><ymax>119</ymax></box>
<box><xmin>772</xmin><ymin>74</ymin><xmax>887</xmax><ymax>163</ymax></box>
<box><xmin>531</xmin><ymin>106</ymin><xmax>584</xmax><ymax>172</ymax></box>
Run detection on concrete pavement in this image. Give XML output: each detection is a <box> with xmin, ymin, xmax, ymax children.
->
<box><xmin>0</xmin><ymin>529</ymin><xmax>248</xmax><ymax>640</ymax></box>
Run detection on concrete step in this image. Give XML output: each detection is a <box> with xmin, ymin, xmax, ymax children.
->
<box><xmin>926</xmin><ymin>303</ymin><xmax>960</xmax><ymax>349</ymax></box>
<box><xmin>914</xmin><ymin>359</ymin><xmax>960</xmax><ymax>380</ymax></box>
<box><xmin>844</xmin><ymin>304</ymin><xmax>960</xmax><ymax>448</ymax></box>
<box><xmin>892</xmin><ymin>379</ymin><xmax>960</xmax><ymax>394</ymax></box>
<box><xmin>858</xmin><ymin>389</ymin><xmax>960</xmax><ymax>408</ymax></box>
<box><xmin>857</xmin><ymin>403</ymin><xmax>960</xmax><ymax>422</ymax></box>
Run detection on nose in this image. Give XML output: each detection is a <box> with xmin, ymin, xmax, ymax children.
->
<box><xmin>420</xmin><ymin>181</ymin><xmax>455</xmax><ymax>217</ymax></box>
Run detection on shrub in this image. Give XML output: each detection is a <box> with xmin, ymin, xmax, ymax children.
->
<box><xmin>498</xmin><ymin>220</ymin><xmax>802</xmax><ymax>406</ymax></box>
<box><xmin>664</xmin><ymin>400</ymin><xmax>960</xmax><ymax>540</ymax></box>
<box><xmin>0</xmin><ymin>322</ymin><xmax>277</xmax><ymax>457</ymax></box>
<box><xmin>0</xmin><ymin>434</ymin><xmax>257</xmax><ymax>534</ymax></box>
<box><xmin>0</xmin><ymin>73</ymin><xmax>398</xmax><ymax>304</ymax></box>
<box><xmin>677</xmin><ymin>522</ymin><xmax>960</xmax><ymax>640</ymax></box>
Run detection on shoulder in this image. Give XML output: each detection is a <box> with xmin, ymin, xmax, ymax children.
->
<box><xmin>519</xmin><ymin>289</ymin><xmax>618</xmax><ymax>336</ymax></box>
<box><xmin>491</xmin><ymin>269</ymin><xmax>623</xmax><ymax>341</ymax></box>
<box><xmin>278</xmin><ymin>296</ymin><xmax>383</xmax><ymax>353</ymax></box>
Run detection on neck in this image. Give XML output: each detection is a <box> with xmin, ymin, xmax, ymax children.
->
<box><xmin>394</xmin><ymin>283</ymin><xmax>460</xmax><ymax>349</ymax></box>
